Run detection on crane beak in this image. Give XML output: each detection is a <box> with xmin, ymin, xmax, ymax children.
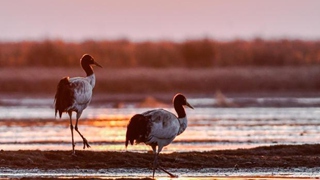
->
<box><xmin>94</xmin><ymin>61</ymin><xmax>103</xmax><ymax>68</ymax></box>
<box><xmin>186</xmin><ymin>102</ymin><xmax>194</xmax><ymax>109</ymax></box>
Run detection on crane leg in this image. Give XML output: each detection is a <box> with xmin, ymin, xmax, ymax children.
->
<box><xmin>158</xmin><ymin>166</ymin><xmax>178</xmax><ymax>178</ymax></box>
<box><xmin>151</xmin><ymin>146</ymin><xmax>158</xmax><ymax>178</ymax></box>
<box><xmin>75</xmin><ymin>113</ymin><xmax>90</xmax><ymax>149</ymax></box>
<box><xmin>68</xmin><ymin>111</ymin><xmax>75</xmax><ymax>155</ymax></box>
<box><xmin>151</xmin><ymin>145</ymin><xmax>177</xmax><ymax>178</ymax></box>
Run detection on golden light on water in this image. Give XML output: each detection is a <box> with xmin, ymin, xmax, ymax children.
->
<box><xmin>94</xmin><ymin>114</ymin><xmax>130</xmax><ymax>121</ymax></box>
<box><xmin>90</xmin><ymin>119</ymin><xmax>128</xmax><ymax>127</ymax></box>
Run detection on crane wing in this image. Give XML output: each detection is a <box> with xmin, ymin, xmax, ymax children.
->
<box><xmin>69</xmin><ymin>77</ymin><xmax>93</xmax><ymax>105</ymax></box>
<box><xmin>54</xmin><ymin>77</ymin><xmax>74</xmax><ymax>118</ymax></box>
<box><xmin>143</xmin><ymin>109</ymin><xmax>180</xmax><ymax>140</ymax></box>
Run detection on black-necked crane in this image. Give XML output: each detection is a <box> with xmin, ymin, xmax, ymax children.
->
<box><xmin>54</xmin><ymin>54</ymin><xmax>102</xmax><ymax>155</ymax></box>
<box><xmin>125</xmin><ymin>93</ymin><xmax>194</xmax><ymax>178</ymax></box>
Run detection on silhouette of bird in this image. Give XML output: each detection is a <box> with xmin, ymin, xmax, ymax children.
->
<box><xmin>54</xmin><ymin>54</ymin><xmax>102</xmax><ymax>155</ymax></box>
<box><xmin>125</xmin><ymin>93</ymin><xmax>194</xmax><ymax>177</ymax></box>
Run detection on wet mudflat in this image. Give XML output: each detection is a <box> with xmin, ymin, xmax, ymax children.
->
<box><xmin>1</xmin><ymin>144</ymin><xmax>320</xmax><ymax>169</ymax></box>
<box><xmin>1</xmin><ymin>144</ymin><xmax>320</xmax><ymax>179</ymax></box>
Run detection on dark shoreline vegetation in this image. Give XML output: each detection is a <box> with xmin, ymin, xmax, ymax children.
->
<box><xmin>1</xmin><ymin>144</ymin><xmax>320</xmax><ymax>169</ymax></box>
<box><xmin>1</xmin><ymin>38</ymin><xmax>320</xmax><ymax>95</ymax></box>
<box><xmin>0</xmin><ymin>38</ymin><xmax>320</xmax><ymax>68</ymax></box>
<box><xmin>0</xmin><ymin>66</ymin><xmax>320</xmax><ymax>95</ymax></box>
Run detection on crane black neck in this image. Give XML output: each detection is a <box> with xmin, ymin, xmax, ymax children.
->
<box><xmin>174</xmin><ymin>102</ymin><xmax>186</xmax><ymax>118</ymax></box>
<box><xmin>81</xmin><ymin>62</ymin><xmax>94</xmax><ymax>76</ymax></box>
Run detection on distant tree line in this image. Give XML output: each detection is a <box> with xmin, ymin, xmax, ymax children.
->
<box><xmin>0</xmin><ymin>38</ymin><xmax>319</xmax><ymax>68</ymax></box>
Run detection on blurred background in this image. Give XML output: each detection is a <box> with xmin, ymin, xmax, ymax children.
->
<box><xmin>1</xmin><ymin>0</ymin><xmax>320</xmax><ymax>96</ymax></box>
<box><xmin>1</xmin><ymin>0</ymin><xmax>320</xmax><ymax>152</ymax></box>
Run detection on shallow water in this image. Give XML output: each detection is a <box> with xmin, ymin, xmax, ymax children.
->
<box><xmin>1</xmin><ymin>167</ymin><xmax>320</xmax><ymax>179</ymax></box>
<box><xmin>1</xmin><ymin>96</ymin><xmax>320</xmax><ymax>153</ymax></box>
<box><xmin>0</xmin><ymin>98</ymin><xmax>320</xmax><ymax>152</ymax></box>
<box><xmin>1</xmin><ymin>96</ymin><xmax>320</xmax><ymax>179</ymax></box>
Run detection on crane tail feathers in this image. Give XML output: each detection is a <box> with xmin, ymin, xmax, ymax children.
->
<box><xmin>54</xmin><ymin>77</ymin><xmax>74</xmax><ymax>118</ymax></box>
<box><xmin>125</xmin><ymin>114</ymin><xmax>149</xmax><ymax>147</ymax></box>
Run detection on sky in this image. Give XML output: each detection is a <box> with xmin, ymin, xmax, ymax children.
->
<box><xmin>1</xmin><ymin>0</ymin><xmax>320</xmax><ymax>42</ymax></box>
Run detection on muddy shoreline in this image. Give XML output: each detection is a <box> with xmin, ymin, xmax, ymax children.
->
<box><xmin>1</xmin><ymin>144</ymin><xmax>320</xmax><ymax>170</ymax></box>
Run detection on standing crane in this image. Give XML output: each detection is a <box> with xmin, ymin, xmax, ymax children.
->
<box><xmin>126</xmin><ymin>93</ymin><xmax>194</xmax><ymax>177</ymax></box>
<box><xmin>54</xmin><ymin>54</ymin><xmax>102</xmax><ymax>155</ymax></box>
